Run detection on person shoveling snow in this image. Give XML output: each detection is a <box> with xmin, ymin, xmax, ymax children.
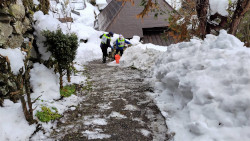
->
<box><xmin>108</xmin><ymin>34</ymin><xmax>132</xmax><ymax>61</ymax></box>
<box><xmin>100</xmin><ymin>32</ymin><xmax>114</xmax><ymax>63</ymax></box>
<box><xmin>115</xmin><ymin>34</ymin><xmax>131</xmax><ymax>56</ymax></box>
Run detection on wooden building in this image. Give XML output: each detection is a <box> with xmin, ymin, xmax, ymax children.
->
<box><xmin>97</xmin><ymin>0</ymin><xmax>175</xmax><ymax>46</ymax></box>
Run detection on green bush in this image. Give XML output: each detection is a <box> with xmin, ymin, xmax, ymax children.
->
<box><xmin>36</xmin><ymin>106</ymin><xmax>61</xmax><ymax>122</ymax></box>
<box><xmin>42</xmin><ymin>28</ymin><xmax>78</xmax><ymax>89</ymax></box>
<box><xmin>60</xmin><ymin>85</ymin><xmax>76</xmax><ymax>97</ymax></box>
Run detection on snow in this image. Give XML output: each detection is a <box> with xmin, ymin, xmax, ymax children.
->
<box><xmin>30</xmin><ymin>63</ymin><xmax>60</xmax><ymax>101</ymax></box>
<box><xmin>109</xmin><ymin>111</ymin><xmax>127</xmax><ymax>119</ymax></box>
<box><xmin>138</xmin><ymin>129</ymin><xmax>151</xmax><ymax>137</ymax></box>
<box><xmin>83</xmin><ymin>117</ymin><xmax>108</xmax><ymax>126</ymax></box>
<box><xmin>123</xmin><ymin>104</ymin><xmax>139</xmax><ymax>111</ymax></box>
<box><xmin>0</xmin><ymin>48</ymin><xmax>26</xmax><ymax>75</ymax></box>
<box><xmin>98</xmin><ymin>102</ymin><xmax>112</xmax><ymax>110</ymax></box>
<box><xmin>120</xmin><ymin>44</ymin><xmax>167</xmax><ymax>70</ymax></box>
<box><xmin>129</xmin><ymin>35</ymin><xmax>141</xmax><ymax>45</ymax></box>
<box><xmin>165</xmin><ymin>0</ymin><xmax>182</xmax><ymax>10</ymax></box>
<box><xmin>209</xmin><ymin>0</ymin><xmax>237</xmax><ymax>16</ymax></box>
<box><xmin>121</xmin><ymin>30</ymin><xmax>250</xmax><ymax>141</ymax></box>
<box><xmin>0</xmin><ymin>100</ymin><xmax>36</xmax><ymax>141</ymax></box>
<box><xmin>33</xmin><ymin>0</ymin><xmax>40</xmax><ymax>5</ymax></box>
<box><xmin>82</xmin><ymin>129</ymin><xmax>111</xmax><ymax>139</ymax></box>
<box><xmin>96</xmin><ymin>0</ymin><xmax>108</xmax><ymax>10</ymax></box>
<box><xmin>166</xmin><ymin>0</ymin><xmax>236</xmax><ymax>16</ymax></box>
<box><xmin>96</xmin><ymin>0</ymin><xmax>107</xmax><ymax>5</ymax></box>
<box><xmin>72</xmin><ymin>2</ymin><xmax>99</xmax><ymax>27</ymax></box>
<box><xmin>33</xmin><ymin>11</ymin><xmax>63</xmax><ymax>60</ymax></box>
<box><xmin>1</xmin><ymin>0</ymin><xmax>250</xmax><ymax>141</ymax></box>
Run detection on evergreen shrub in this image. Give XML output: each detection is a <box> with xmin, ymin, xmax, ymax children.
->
<box><xmin>42</xmin><ymin>28</ymin><xmax>78</xmax><ymax>89</ymax></box>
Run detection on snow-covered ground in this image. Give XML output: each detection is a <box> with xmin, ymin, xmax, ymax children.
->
<box><xmin>1</xmin><ymin>0</ymin><xmax>250</xmax><ymax>141</ymax></box>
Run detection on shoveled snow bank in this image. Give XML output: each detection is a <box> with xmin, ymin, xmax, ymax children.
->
<box><xmin>151</xmin><ymin>30</ymin><xmax>250</xmax><ymax>141</ymax></box>
<box><xmin>120</xmin><ymin>43</ymin><xmax>167</xmax><ymax>70</ymax></box>
<box><xmin>30</xmin><ymin>63</ymin><xmax>60</xmax><ymax>101</ymax></box>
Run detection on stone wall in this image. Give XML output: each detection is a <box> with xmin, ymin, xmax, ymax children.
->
<box><xmin>0</xmin><ymin>1</ymin><xmax>34</xmax><ymax>48</ymax></box>
<box><xmin>0</xmin><ymin>1</ymin><xmax>35</xmax><ymax>104</ymax></box>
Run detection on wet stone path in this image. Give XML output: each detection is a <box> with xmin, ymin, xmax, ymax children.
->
<box><xmin>50</xmin><ymin>60</ymin><xmax>169</xmax><ymax>141</ymax></box>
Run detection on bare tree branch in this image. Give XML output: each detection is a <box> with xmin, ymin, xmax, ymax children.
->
<box><xmin>229</xmin><ymin>0</ymin><xmax>250</xmax><ymax>35</ymax></box>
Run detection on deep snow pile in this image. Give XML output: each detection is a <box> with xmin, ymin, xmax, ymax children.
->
<box><xmin>120</xmin><ymin>30</ymin><xmax>250</xmax><ymax>141</ymax></box>
<box><xmin>150</xmin><ymin>30</ymin><xmax>250</xmax><ymax>141</ymax></box>
<box><xmin>120</xmin><ymin>43</ymin><xmax>167</xmax><ymax>70</ymax></box>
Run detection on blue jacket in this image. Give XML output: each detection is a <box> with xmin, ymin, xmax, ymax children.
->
<box><xmin>115</xmin><ymin>39</ymin><xmax>131</xmax><ymax>50</ymax></box>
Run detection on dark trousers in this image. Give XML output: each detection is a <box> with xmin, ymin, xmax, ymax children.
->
<box><xmin>116</xmin><ymin>48</ymin><xmax>124</xmax><ymax>56</ymax></box>
<box><xmin>101</xmin><ymin>46</ymin><xmax>108</xmax><ymax>63</ymax></box>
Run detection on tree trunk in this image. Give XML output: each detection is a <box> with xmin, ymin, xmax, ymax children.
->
<box><xmin>196</xmin><ymin>0</ymin><xmax>209</xmax><ymax>39</ymax></box>
<box><xmin>0</xmin><ymin>98</ymin><xmax>3</xmax><ymax>107</ymax></box>
<box><xmin>229</xmin><ymin>0</ymin><xmax>250</xmax><ymax>35</ymax></box>
<box><xmin>59</xmin><ymin>68</ymin><xmax>63</xmax><ymax>89</ymax></box>
<box><xmin>24</xmin><ymin>67</ymin><xmax>35</xmax><ymax>124</ymax></box>
<box><xmin>67</xmin><ymin>68</ymin><xmax>71</xmax><ymax>83</ymax></box>
<box><xmin>16</xmin><ymin>72</ymin><xmax>32</xmax><ymax>124</ymax></box>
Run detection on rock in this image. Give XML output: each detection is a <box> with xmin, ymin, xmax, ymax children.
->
<box><xmin>0</xmin><ymin>15</ymin><xmax>11</xmax><ymax>23</ymax></box>
<box><xmin>0</xmin><ymin>86</ymin><xmax>8</xmax><ymax>96</ymax></box>
<box><xmin>7</xmin><ymin>79</ymin><xmax>17</xmax><ymax>90</ymax></box>
<box><xmin>0</xmin><ymin>22</ymin><xmax>13</xmax><ymax>46</ymax></box>
<box><xmin>13</xmin><ymin>21</ymin><xmax>23</xmax><ymax>34</ymax></box>
<box><xmin>0</xmin><ymin>7</ymin><xmax>9</xmax><ymax>15</ymax></box>
<box><xmin>9</xmin><ymin>4</ymin><xmax>25</xmax><ymax>19</ymax></box>
<box><xmin>22</xmin><ymin>17</ymin><xmax>32</xmax><ymax>33</ymax></box>
<box><xmin>6</xmin><ymin>35</ymin><xmax>24</xmax><ymax>49</ymax></box>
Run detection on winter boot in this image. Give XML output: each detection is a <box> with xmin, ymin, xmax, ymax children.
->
<box><xmin>102</xmin><ymin>56</ymin><xmax>106</xmax><ymax>63</ymax></box>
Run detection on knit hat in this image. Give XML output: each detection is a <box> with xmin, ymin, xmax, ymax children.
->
<box><xmin>109</xmin><ymin>32</ymin><xmax>113</xmax><ymax>37</ymax></box>
<box><xmin>119</xmin><ymin>34</ymin><xmax>123</xmax><ymax>39</ymax></box>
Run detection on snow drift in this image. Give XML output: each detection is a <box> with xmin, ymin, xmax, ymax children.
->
<box><xmin>152</xmin><ymin>30</ymin><xmax>250</xmax><ymax>141</ymax></box>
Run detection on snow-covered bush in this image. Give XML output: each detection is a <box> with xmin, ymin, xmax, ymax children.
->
<box><xmin>42</xmin><ymin>28</ymin><xmax>78</xmax><ymax>89</ymax></box>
